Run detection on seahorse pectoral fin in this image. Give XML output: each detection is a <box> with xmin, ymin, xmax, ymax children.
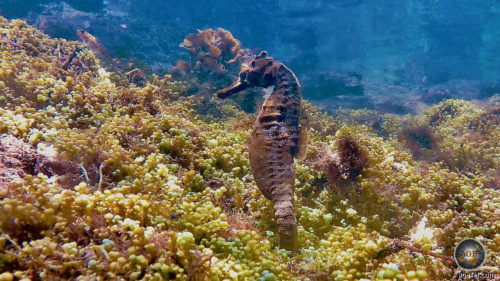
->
<box><xmin>216</xmin><ymin>80</ymin><xmax>249</xmax><ymax>99</ymax></box>
<box><xmin>296</xmin><ymin>126</ymin><xmax>308</xmax><ymax>161</ymax></box>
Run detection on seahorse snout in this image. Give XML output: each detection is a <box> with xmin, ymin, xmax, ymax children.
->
<box><xmin>216</xmin><ymin>50</ymin><xmax>304</xmax><ymax>252</ymax></box>
<box><xmin>216</xmin><ymin>80</ymin><xmax>249</xmax><ymax>98</ymax></box>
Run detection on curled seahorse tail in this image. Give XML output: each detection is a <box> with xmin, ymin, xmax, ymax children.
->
<box><xmin>273</xmin><ymin>197</ymin><xmax>298</xmax><ymax>252</ymax></box>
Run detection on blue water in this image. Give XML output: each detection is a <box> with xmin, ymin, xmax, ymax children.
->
<box><xmin>2</xmin><ymin>0</ymin><xmax>499</xmax><ymax>112</ymax></box>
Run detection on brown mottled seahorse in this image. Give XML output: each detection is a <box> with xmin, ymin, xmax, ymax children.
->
<box><xmin>216</xmin><ymin>51</ymin><xmax>307</xmax><ymax>251</ymax></box>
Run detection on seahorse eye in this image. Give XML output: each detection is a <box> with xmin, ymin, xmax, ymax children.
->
<box><xmin>267</xmin><ymin>61</ymin><xmax>273</xmax><ymax>66</ymax></box>
<box><xmin>251</xmin><ymin>61</ymin><xmax>255</xmax><ymax>67</ymax></box>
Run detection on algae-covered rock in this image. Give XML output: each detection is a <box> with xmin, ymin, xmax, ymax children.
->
<box><xmin>0</xmin><ymin>17</ymin><xmax>499</xmax><ymax>280</ymax></box>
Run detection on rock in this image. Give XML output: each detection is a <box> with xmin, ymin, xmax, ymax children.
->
<box><xmin>480</xmin><ymin>81</ymin><xmax>500</xmax><ymax>99</ymax></box>
<box><xmin>422</xmin><ymin>86</ymin><xmax>452</xmax><ymax>103</ymax></box>
<box><xmin>0</xmin><ymin>134</ymin><xmax>82</xmax><ymax>192</ymax></box>
<box><xmin>0</xmin><ymin>135</ymin><xmax>36</xmax><ymax>190</ymax></box>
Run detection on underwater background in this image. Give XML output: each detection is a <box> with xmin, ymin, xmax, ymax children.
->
<box><xmin>0</xmin><ymin>1</ymin><xmax>499</xmax><ymax>280</ymax></box>
<box><xmin>2</xmin><ymin>0</ymin><xmax>500</xmax><ymax>112</ymax></box>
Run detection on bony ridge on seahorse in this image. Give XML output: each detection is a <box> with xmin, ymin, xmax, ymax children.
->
<box><xmin>216</xmin><ymin>51</ymin><xmax>307</xmax><ymax>252</ymax></box>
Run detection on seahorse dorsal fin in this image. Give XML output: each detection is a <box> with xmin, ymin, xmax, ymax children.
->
<box><xmin>296</xmin><ymin>126</ymin><xmax>308</xmax><ymax>161</ymax></box>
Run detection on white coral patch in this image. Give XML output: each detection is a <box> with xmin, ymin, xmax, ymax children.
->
<box><xmin>37</xmin><ymin>142</ymin><xmax>57</xmax><ymax>158</ymax></box>
<box><xmin>97</xmin><ymin>67</ymin><xmax>110</xmax><ymax>78</ymax></box>
<box><xmin>410</xmin><ymin>217</ymin><xmax>435</xmax><ymax>246</ymax></box>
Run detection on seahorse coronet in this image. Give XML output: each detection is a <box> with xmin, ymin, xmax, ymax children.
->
<box><xmin>216</xmin><ymin>51</ymin><xmax>306</xmax><ymax>252</ymax></box>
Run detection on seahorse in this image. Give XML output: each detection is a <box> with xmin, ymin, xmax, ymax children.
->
<box><xmin>216</xmin><ymin>51</ymin><xmax>307</xmax><ymax>251</ymax></box>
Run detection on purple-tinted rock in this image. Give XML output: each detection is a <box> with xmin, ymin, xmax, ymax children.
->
<box><xmin>422</xmin><ymin>86</ymin><xmax>452</xmax><ymax>103</ymax></box>
<box><xmin>0</xmin><ymin>135</ymin><xmax>82</xmax><ymax>193</ymax></box>
<box><xmin>480</xmin><ymin>81</ymin><xmax>500</xmax><ymax>99</ymax></box>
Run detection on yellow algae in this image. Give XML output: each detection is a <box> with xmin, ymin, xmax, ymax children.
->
<box><xmin>0</xmin><ymin>17</ymin><xmax>498</xmax><ymax>280</ymax></box>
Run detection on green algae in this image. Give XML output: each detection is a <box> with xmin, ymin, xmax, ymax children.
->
<box><xmin>0</xmin><ymin>17</ymin><xmax>499</xmax><ymax>280</ymax></box>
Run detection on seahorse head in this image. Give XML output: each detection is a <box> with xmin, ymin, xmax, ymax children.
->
<box><xmin>216</xmin><ymin>51</ymin><xmax>279</xmax><ymax>98</ymax></box>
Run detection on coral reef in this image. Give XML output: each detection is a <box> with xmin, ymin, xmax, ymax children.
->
<box><xmin>172</xmin><ymin>28</ymin><xmax>250</xmax><ymax>81</ymax></box>
<box><xmin>216</xmin><ymin>51</ymin><xmax>306</xmax><ymax>251</ymax></box>
<box><xmin>0</xmin><ymin>18</ymin><xmax>499</xmax><ymax>281</ymax></box>
<box><xmin>170</xmin><ymin>28</ymin><xmax>262</xmax><ymax>121</ymax></box>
